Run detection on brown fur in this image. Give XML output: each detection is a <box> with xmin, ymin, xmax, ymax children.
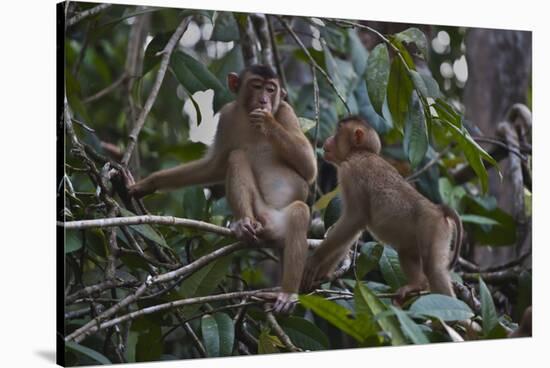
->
<box><xmin>129</xmin><ymin>66</ymin><xmax>317</xmax><ymax>313</ymax></box>
<box><xmin>302</xmin><ymin>117</ymin><xmax>462</xmax><ymax>301</ymax></box>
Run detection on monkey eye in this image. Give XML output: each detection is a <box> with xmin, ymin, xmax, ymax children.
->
<box><xmin>251</xmin><ymin>83</ymin><xmax>263</xmax><ymax>90</ymax></box>
<box><xmin>266</xmin><ymin>86</ymin><xmax>276</xmax><ymax>93</ymax></box>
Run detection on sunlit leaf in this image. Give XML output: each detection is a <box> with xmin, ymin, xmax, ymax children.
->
<box><xmin>394</xmin><ymin>27</ymin><xmax>429</xmax><ymax>59</ymax></box>
<box><xmin>365</xmin><ymin>43</ymin><xmax>390</xmax><ymax>115</ymax></box>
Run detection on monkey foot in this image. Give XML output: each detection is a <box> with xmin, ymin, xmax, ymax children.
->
<box><xmin>230</xmin><ymin>217</ymin><xmax>263</xmax><ymax>245</ymax></box>
<box><xmin>394</xmin><ymin>284</ymin><xmax>424</xmax><ymax>305</ymax></box>
<box><xmin>273</xmin><ymin>292</ymin><xmax>298</xmax><ymax>314</ymax></box>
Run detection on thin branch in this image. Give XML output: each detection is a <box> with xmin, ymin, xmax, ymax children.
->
<box><xmin>66</xmin><ymin>241</ymin><xmax>246</xmax><ymax>343</ymax></box>
<box><xmin>71</xmin><ymin>288</ymin><xmax>277</xmax><ymax>342</ymax></box>
<box><xmin>460</xmin><ymin>267</ymin><xmax>525</xmax><ymax>283</ymax></box>
<box><xmin>264</xmin><ymin>308</ymin><xmax>302</xmax><ymax>352</ymax></box>
<box><xmin>121</xmin><ymin>17</ymin><xmax>191</xmax><ymax>166</ymax></box>
<box><xmin>83</xmin><ymin>73</ymin><xmax>128</xmax><ymax>104</ymax></box>
<box><xmin>266</xmin><ymin>15</ymin><xmax>288</xmax><ymax>95</ymax></box>
<box><xmin>277</xmin><ymin>16</ymin><xmax>350</xmax><ymax>113</ymax></box>
<box><xmin>67</xmin><ymin>3</ymin><xmax>112</xmax><ymax>27</ymax></box>
<box><xmin>309</xmin><ymin>64</ymin><xmax>321</xmax><ymax>206</ymax></box>
<box><xmin>472</xmin><ymin>136</ymin><xmax>528</xmax><ymax>161</ymax></box>
<box><xmin>406</xmin><ymin>146</ymin><xmax>451</xmax><ymax>182</ymax></box>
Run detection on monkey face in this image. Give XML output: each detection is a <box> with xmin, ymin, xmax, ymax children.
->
<box><xmin>228</xmin><ymin>71</ymin><xmax>284</xmax><ymax>114</ymax></box>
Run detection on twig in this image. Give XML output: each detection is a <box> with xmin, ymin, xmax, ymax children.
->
<box><xmin>266</xmin><ymin>15</ymin><xmax>288</xmax><ymax>95</ymax></box>
<box><xmin>66</xmin><ymin>279</ymin><xmax>137</xmax><ymax>305</ymax></box>
<box><xmin>83</xmin><ymin>73</ymin><xmax>128</xmax><ymax>104</ymax></box>
<box><xmin>277</xmin><ymin>16</ymin><xmax>350</xmax><ymax>113</ymax></box>
<box><xmin>460</xmin><ymin>267</ymin><xmax>525</xmax><ymax>283</ymax></box>
<box><xmin>264</xmin><ymin>307</ymin><xmax>302</xmax><ymax>352</ymax></box>
<box><xmin>406</xmin><ymin>146</ymin><xmax>451</xmax><ymax>182</ymax></box>
<box><xmin>309</xmin><ymin>64</ymin><xmax>321</xmax><ymax>206</ymax></box>
<box><xmin>472</xmin><ymin>136</ymin><xmax>528</xmax><ymax>161</ymax></box>
<box><xmin>67</xmin><ymin>3</ymin><xmax>112</xmax><ymax>27</ymax></box>
<box><xmin>121</xmin><ymin>17</ymin><xmax>191</xmax><ymax>166</ymax></box>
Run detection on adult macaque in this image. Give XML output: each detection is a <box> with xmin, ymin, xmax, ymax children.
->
<box><xmin>301</xmin><ymin>116</ymin><xmax>462</xmax><ymax>302</ymax></box>
<box><xmin>128</xmin><ymin>65</ymin><xmax>317</xmax><ymax>313</ymax></box>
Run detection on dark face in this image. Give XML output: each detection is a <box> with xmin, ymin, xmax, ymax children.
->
<box><xmin>228</xmin><ymin>72</ymin><xmax>282</xmax><ymax>113</ymax></box>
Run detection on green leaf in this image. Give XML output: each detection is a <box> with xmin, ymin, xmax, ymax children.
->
<box><xmin>463</xmin><ymin>195</ymin><xmax>517</xmax><ymax>246</ymax></box>
<box><xmin>279</xmin><ymin>316</ymin><xmax>330</xmax><ymax>351</ymax></box>
<box><xmin>409</xmin><ymin>70</ymin><xmax>441</xmax><ymax>99</ymax></box>
<box><xmin>201</xmin><ymin>313</ymin><xmax>235</xmax><ymax>357</ymax></box>
<box><xmin>176</xmin><ymin>256</ymin><xmax>231</xmax><ymax>316</ymax></box>
<box><xmin>394</xmin><ymin>28</ymin><xmax>429</xmax><ymax>59</ymax></box>
<box><xmin>65</xmin><ymin>341</ymin><xmax>112</xmax><ymax>365</ymax></box>
<box><xmin>354</xmin><ymin>282</ymin><xmax>408</xmax><ymax>345</ymax></box>
<box><xmin>389</xmin><ymin>306</ymin><xmax>430</xmax><ymax>344</ymax></box>
<box><xmin>379</xmin><ymin>246</ymin><xmax>407</xmax><ymax>290</ymax></box>
<box><xmin>478</xmin><ymin>277</ymin><xmax>499</xmax><ymax>337</ymax></box>
<box><xmin>404</xmin><ymin>93</ymin><xmax>428</xmax><ymax>168</ymax></box>
<box><xmin>209</xmin><ymin>45</ymin><xmax>244</xmax><ymax>82</ymax></box>
<box><xmin>387</xmin><ymin>57</ymin><xmax>413</xmax><ymax>130</ymax></box>
<box><xmin>356</xmin><ymin>242</ymin><xmax>384</xmax><ymax>278</ymax></box>
<box><xmin>460</xmin><ymin>214</ymin><xmax>501</xmax><ymax>226</ymax></box>
<box><xmin>323</xmin><ymin>195</ymin><xmax>343</xmax><ymax>229</ymax></box>
<box><xmin>65</xmin><ymin>229</ymin><xmax>82</xmax><ymax>253</ymax></box>
<box><xmin>365</xmin><ymin>43</ymin><xmax>390</xmax><ymax>115</ymax></box>
<box><xmin>143</xmin><ymin>32</ymin><xmax>171</xmax><ymax>76</ymax></box>
<box><xmin>258</xmin><ymin>329</ymin><xmax>283</xmax><ymax>354</ymax></box>
<box><xmin>119</xmin><ymin>208</ymin><xmax>168</xmax><ymax>248</ymax></box>
<box><xmin>211</xmin><ymin>12</ymin><xmax>240</xmax><ymax>41</ymax></box>
<box><xmin>171</xmin><ymin>50</ymin><xmax>233</xmax><ymax>113</ymax></box>
<box><xmin>348</xmin><ymin>28</ymin><xmax>369</xmax><ymax>76</ymax></box>
<box><xmin>313</xmin><ymin>187</ymin><xmax>340</xmax><ymax>211</ymax></box>
<box><xmin>410</xmin><ymin>294</ymin><xmax>474</xmax><ymax>321</ymax></box>
<box><xmin>136</xmin><ymin>325</ymin><xmax>163</xmax><ymax>362</ymax></box>
<box><xmin>182</xmin><ymin>186</ymin><xmax>207</xmax><ymax>221</ymax></box>
<box><xmin>299</xmin><ymin>295</ymin><xmax>368</xmax><ymax>342</ymax></box>
<box><xmin>298</xmin><ymin>117</ymin><xmax>317</xmax><ymax>133</ymax></box>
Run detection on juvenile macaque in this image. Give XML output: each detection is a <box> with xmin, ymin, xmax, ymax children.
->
<box><xmin>129</xmin><ymin>65</ymin><xmax>317</xmax><ymax>312</ymax></box>
<box><xmin>301</xmin><ymin>116</ymin><xmax>462</xmax><ymax>301</ymax></box>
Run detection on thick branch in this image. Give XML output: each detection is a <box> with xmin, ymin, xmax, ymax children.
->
<box><xmin>67</xmin><ymin>3</ymin><xmax>112</xmax><ymax>27</ymax></box>
<box><xmin>60</xmin><ymin>215</ymin><xmax>233</xmax><ymax>237</ymax></box>
<box><xmin>121</xmin><ymin>17</ymin><xmax>191</xmax><ymax>166</ymax></box>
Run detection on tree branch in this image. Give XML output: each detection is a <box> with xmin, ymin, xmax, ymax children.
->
<box><xmin>67</xmin><ymin>3</ymin><xmax>112</xmax><ymax>27</ymax></box>
<box><xmin>121</xmin><ymin>17</ymin><xmax>191</xmax><ymax>166</ymax></box>
<box><xmin>265</xmin><ymin>308</ymin><xmax>302</xmax><ymax>352</ymax></box>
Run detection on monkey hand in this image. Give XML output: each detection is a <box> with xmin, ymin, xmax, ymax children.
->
<box><xmin>230</xmin><ymin>217</ymin><xmax>263</xmax><ymax>245</ymax></box>
<box><xmin>394</xmin><ymin>284</ymin><xmax>425</xmax><ymax>306</ymax></box>
<box><xmin>272</xmin><ymin>292</ymin><xmax>298</xmax><ymax>314</ymax></box>
<box><xmin>249</xmin><ymin>109</ymin><xmax>275</xmax><ymax>135</ymax></box>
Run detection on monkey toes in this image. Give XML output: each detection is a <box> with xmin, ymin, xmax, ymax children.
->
<box><xmin>273</xmin><ymin>292</ymin><xmax>298</xmax><ymax>314</ymax></box>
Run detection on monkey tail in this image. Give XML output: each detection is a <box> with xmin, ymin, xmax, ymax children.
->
<box><xmin>440</xmin><ymin>205</ymin><xmax>463</xmax><ymax>269</ymax></box>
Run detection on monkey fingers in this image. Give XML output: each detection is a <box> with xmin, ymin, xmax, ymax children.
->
<box><xmin>230</xmin><ymin>217</ymin><xmax>262</xmax><ymax>245</ymax></box>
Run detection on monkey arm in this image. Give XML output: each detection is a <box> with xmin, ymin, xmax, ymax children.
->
<box><xmin>302</xmin><ymin>213</ymin><xmax>364</xmax><ymax>290</ymax></box>
<box><xmin>129</xmin><ymin>152</ymin><xmax>226</xmax><ymax>197</ymax></box>
<box><xmin>264</xmin><ymin>106</ymin><xmax>317</xmax><ymax>183</ymax></box>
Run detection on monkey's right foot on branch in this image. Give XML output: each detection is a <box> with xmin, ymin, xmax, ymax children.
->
<box><xmin>394</xmin><ymin>284</ymin><xmax>425</xmax><ymax>305</ymax></box>
<box><xmin>230</xmin><ymin>217</ymin><xmax>263</xmax><ymax>245</ymax></box>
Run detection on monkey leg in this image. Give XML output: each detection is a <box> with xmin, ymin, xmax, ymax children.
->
<box><xmin>226</xmin><ymin>149</ymin><xmax>265</xmax><ymax>243</ymax></box>
<box><xmin>395</xmin><ymin>249</ymin><xmax>428</xmax><ymax>304</ymax></box>
<box><xmin>273</xmin><ymin>201</ymin><xmax>310</xmax><ymax>313</ymax></box>
<box><xmin>423</xmin><ymin>224</ymin><xmax>455</xmax><ymax>297</ymax></box>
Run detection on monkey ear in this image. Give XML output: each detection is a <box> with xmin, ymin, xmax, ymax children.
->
<box><xmin>281</xmin><ymin>88</ymin><xmax>288</xmax><ymax>100</ymax></box>
<box><xmin>227</xmin><ymin>72</ymin><xmax>240</xmax><ymax>93</ymax></box>
<box><xmin>353</xmin><ymin>128</ymin><xmax>365</xmax><ymax>146</ymax></box>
